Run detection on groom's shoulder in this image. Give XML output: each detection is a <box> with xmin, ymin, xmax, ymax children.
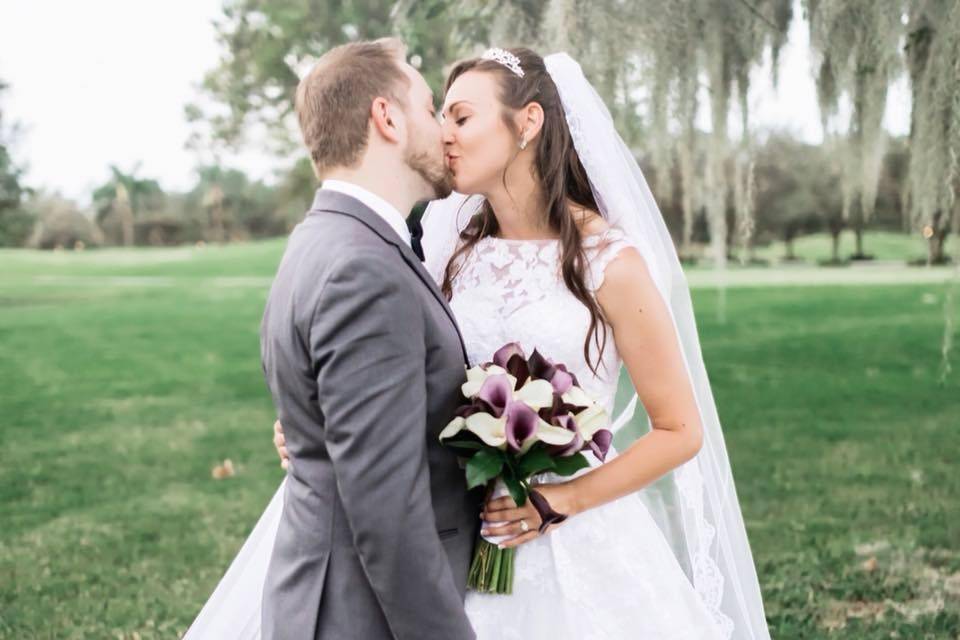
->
<box><xmin>276</xmin><ymin>211</ymin><xmax>402</xmax><ymax>295</ymax></box>
<box><xmin>291</xmin><ymin>209</ymin><xmax>392</xmax><ymax>262</ymax></box>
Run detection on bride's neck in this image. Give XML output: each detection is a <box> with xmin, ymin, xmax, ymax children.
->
<box><xmin>485</xmin><ymin>174</ymin><xmax>554</xmax><ymax>240</ymax></box>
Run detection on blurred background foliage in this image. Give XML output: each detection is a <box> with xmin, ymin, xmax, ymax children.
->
<box><xmin>0</xmin><ymin>0</ymin><xmax>956</xmax><ymax>269</ymax></box>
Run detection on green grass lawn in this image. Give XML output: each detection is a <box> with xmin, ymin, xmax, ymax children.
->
<box><xmin>1</xmin><ymin>241</ymin><xmax>958</xmax><ymax>639</ymax></box>
<box><xmin>735</xmin><ymin>230</ymin><xmax>930</xmax><ymax>265</ymax></box>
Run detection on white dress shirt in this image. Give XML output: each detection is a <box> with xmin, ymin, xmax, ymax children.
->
<box><xmin>321</xmin><ymin>179</ymin><xmax>411</xmax><ymax>247</ymax></box>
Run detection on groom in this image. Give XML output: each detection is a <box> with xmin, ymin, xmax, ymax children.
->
<box><xmin>259</xmin><ymin>38</ymin><xmax>479</xmax><ymax>639</ymax></box>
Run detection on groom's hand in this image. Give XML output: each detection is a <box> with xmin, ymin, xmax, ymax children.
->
<box><xmin>273</xmin><ymin>420</ymin><xmax>289</xmax><ymax>470</ymax></box>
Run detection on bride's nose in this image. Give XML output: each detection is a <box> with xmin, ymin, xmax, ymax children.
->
<box><xmin>441</xmin><ymin>121</ymin><xmax>456</xmax><ymax>145</ymax></box>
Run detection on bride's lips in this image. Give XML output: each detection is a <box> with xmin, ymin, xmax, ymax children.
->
<box><xmin>446</xmin><ymin>154</ymin><xmax>460</xmax><ymax>170</ymax></box>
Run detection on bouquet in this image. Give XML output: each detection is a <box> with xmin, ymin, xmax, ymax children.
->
<box><xmin>439</xmin><ymin>342</ymin><xmax>612</xmax><ymax>594</ymax></box>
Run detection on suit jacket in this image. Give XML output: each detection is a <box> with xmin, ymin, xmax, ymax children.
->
<box><xmin>260</xmin><ymin>189</ymin><xmax>480</xmax><ymax>640</ymax></box>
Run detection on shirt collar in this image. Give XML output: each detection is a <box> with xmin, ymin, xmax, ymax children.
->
<box><xmin>321</xmin><ymin>179</ymin><xmax>411</xmax><ymax>247</ymax></box>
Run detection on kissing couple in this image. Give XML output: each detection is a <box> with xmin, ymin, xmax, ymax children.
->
<box><xmin>184</xmin><ymin>38</ymin><xmax>770</xmax><ymax>640</ymax></box>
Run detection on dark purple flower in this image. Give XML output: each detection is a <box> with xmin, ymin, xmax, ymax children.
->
<box><xmin>553</xmin><ymin>363</ymin><xmax>581</xmax><ymax>389</ymax></box>
<box><xmin>493</xmin><ymin>343</ymin><xmax>526</xmax><ymax>369</ymax></box>
<box><xmin>588</xmin><ymin>429</ymin><xmax>613</xmax><ymax>462</ymax></box>
<box><xmin>528</xmin><ymin>349</ymin><xmax>581</xmax><ymax>392</ymax></box>
<box><xmin>537</xmin><ymin>393</ymin><xmax>589</xmax><ymax>424</ymax></box>
<box><xmin>504</xmin><ymin>400</ymin><xmax>538</xmax><ymax>452</ymax></box>
<box><xmin>476</xmin><ymin>374</ymin><xmax>512</xmax><ymax>418</ymax></box>
<box><xmin>550</xmin><ymin>368</ymin><xmax>574</xmax><ymax>394</ymax></box>
<box><xmin>527</xmin><ymin>349</ymin><xmax>556</xmax><ymax>381</ymax></box>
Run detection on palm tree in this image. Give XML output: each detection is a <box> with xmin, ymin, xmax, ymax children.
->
<box><xmin>92</xmin><ymin>165</ymin><xmax>163</xmax><ymax>246</ymax></box>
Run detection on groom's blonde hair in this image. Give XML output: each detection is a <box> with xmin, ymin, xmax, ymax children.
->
<box><xmin>295</xmin><ymin>38</ymin><xmax>409</xmax><ymax>178</ymax></box>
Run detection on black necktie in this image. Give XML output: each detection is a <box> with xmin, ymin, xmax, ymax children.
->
<box><xmin>408</xmin><ymin>216</ymin><xmax>425</xmax><ymax>261</ymax></box>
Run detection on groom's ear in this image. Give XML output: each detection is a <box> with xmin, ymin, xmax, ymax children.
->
<box><xmin>370</xmin><ymin>96</ymin><xmax>403</xmax><ymax>145</ymax></box>
<box><xmin>516</xmin><ymin>102</ymin><xmax>545</xmax><ymax>143</ymax></box>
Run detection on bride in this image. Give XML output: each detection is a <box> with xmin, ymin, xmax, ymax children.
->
<box><xmin>187</xmin><ymin>48</ymin><xmax>770</xmax><ymax>639</ymax></box>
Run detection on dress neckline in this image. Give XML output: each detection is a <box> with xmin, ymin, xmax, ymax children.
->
<box><xmin>478</xmin><ymin>227</ymin><xmax>619</xmax><ymax>247</ymax></box>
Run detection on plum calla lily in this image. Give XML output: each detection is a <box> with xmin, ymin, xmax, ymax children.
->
<box><xmin>462</xmin><ymin>364</ymin><xmax>515</xmax><ymax>399</ymax></box>
<box><xmin>504</xmin><ymin>401</ymin><xmax>538</xmax><ymax>452</ymax></box>
<box><xmin>549</xmin><ymin>368</ymin><xmax>574</xmax><ymax>394</ymax></box>
<box><xmin>588</xmin><ymin>428</ymin><xmax>613</xmax><ymax>462</ymax></box>
<box><xmin>475</xmin><ymin>374</ymin><xmax>513</xmax><ymax>418</ymax></box>
<box><xmin>492</xmin><ymin>342</ymin><xmax>525</xmax><ymax>368</ymax></box>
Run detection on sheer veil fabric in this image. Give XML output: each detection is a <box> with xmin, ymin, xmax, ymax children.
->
<box><xmin>422</xmin><ymin>53</ymin><xmax>769</xmax><ymax>640</ymax></box>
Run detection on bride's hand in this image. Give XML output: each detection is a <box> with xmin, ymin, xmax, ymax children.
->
<box><xmin>273</xmin><ymin>420</ymin><xmax>290</xmax><ymax>470</ymax></box>
<box><xmin>480</xmin><ymin>482</ymin><xmax>579</xmax><ymax>548</ymax></box>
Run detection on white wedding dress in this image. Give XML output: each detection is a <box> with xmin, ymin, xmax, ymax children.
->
<box><xmin>440</xmin><ymin>229</ymin><xmax>725</xmax><ymax>639</ymax></box>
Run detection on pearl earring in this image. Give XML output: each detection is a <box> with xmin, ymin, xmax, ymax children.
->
<box><xmin>519</xmin><ymin>134</ymin><xmax>528</xmax><ymax>150</ymax></box>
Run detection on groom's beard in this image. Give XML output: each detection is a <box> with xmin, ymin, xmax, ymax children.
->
<box><xmin>405</xmin><ymin>146</ymin><xmax>454</xmax><ymax>200</ymax></box>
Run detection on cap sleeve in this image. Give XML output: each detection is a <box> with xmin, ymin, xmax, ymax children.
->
<box><xmin>585</xmin><ymin>228</ymin><xmax>635</xmax><ymax>293</ymax></box>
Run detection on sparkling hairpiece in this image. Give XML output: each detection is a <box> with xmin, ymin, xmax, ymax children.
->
<box><xmin>481</xmin><ymin>48</ymin><xmax>524</xmax><ymax>78</ymax></box>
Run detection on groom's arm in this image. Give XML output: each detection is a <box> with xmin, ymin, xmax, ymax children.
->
<box><xmin>309</xmin><ymin>250</ymin><xmax>475</xmax><ymax>640</ymax></box>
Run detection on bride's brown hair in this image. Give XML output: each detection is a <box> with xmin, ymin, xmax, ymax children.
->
<box><xmin>440</xmin><ymin>48</ymin><xmax>608</xmax><ymax>373</ymax></box>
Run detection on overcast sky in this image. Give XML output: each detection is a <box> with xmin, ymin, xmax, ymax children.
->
<box><xmin>0</xmin><ymin>1</ymin><xmax>911</xmax><ymax>205</ymax></box>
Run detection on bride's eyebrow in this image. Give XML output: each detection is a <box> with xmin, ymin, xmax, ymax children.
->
<box><xmin>443</xmin><ymin>100</ymin><xmax>472</xmax><ymax>115</ymax></box>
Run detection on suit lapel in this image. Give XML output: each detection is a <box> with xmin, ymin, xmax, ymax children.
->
<box><xmin>309</xmin><ymin>189</ymin><xmax>469</xmax><ymax>363</ymax></box>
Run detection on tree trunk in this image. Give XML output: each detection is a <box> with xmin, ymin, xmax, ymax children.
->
<box><xmin>854</xmin><ymin>226</ymin><xmax>865</xmax><ymax>258</ymax></box>
<box><xmin>831</xmin><ymin>231</ymin><xmax>841</xmax><ymax>262</ymax></box>
<box><xmin>120</xmin><ymin>209</ymin><xmax>134</xmax><ymax>247</ymax></box>
<box><xmin>927</xmin><ymin>227</ymin><xmax>948</xmax><ymax>264</ymax></box>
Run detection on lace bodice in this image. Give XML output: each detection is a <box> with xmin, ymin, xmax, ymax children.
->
<box><xmin>435</xmin><ymin>228</ymin><xmax>731</xmax><ymax>639</ymax></box>
<box><xmin>435</xmin><ymin>228</ymin><xmax>635</xmax><ymax>416</ymax></box>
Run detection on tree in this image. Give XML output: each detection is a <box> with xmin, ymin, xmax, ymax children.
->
<box><xmin>805</xmin><ymin>0</ymin><xmax>904</xmax><ymax>259</ymax></box>
<box><xmin>186</xmin><ymin>0</ymin><xmax>403</xmax><ymax>154</ymax></box>
<box><xmin>92</xmin><ymin>165</ymin><xmax>164</xmax><ymax>246</ymax></box>
<box><xmin>753</xmin><ymin>134</ymin><xmax>835</xmax><ymax>261</ymax></box>
<box><xmin>904</xmin><ymin>0</ymin><xmax>960</xmax><ymax>265</ymax></box>
<box><xmin>27</xmin><ymin>194</ymin><xmax>103</xmax><ymax>250</ymax></box>
<box><xmin>186</xmin><ymin>165</ymin><xmax>283</xmax><ymax>241</ymax></box>
<box><xmin>0</xmin><ymin>78</ymin><xmax>33</xmax><ymax>247</ymax></box>
<box><xmin>627</xmin><ymin>0</ymin><xmax>794</xmax><ymax>264</ymax></box>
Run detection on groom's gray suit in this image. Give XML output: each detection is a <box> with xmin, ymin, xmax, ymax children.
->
<box><xmin>260</xmin><ymin>189</ymin><xmax>480</xmax><ymax>640</ymax></box>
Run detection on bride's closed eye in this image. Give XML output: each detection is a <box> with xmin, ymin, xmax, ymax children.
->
<box><xmin>456</xmin><ymin>116</ymin><xmax>469</xmax><ymax>126</ymax></box>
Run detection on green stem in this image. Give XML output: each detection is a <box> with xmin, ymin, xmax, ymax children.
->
<box><xmin>466</xmin><ymin>537</ymin><xmax>515</xmax><ymax>594</ymax></box>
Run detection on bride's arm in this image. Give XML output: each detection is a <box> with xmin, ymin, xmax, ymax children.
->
<box><xmin>484</xmin><ymin>247</ymin><xmax>704</xmax><ymax>545</ymax></box>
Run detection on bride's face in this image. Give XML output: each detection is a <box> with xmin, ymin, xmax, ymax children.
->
<box><xmin>441</xmin><ymin>71</ymin><xmax>519</xmax><ymax>195</ymax></box>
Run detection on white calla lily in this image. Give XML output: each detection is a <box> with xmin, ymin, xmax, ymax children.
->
<box><xmin>517</xmin><ymin>418</ymin><xmax>577</xmax><ymax>454</ymax></box>
<box><xmin>438</xmin><ymin>416</ymin><xmax>466</xmax><ymax>441</ymax></box>
<box><xmin>514</xmin><ymin>379</ymin><xmax>554</xmax><ymax>409</ymax></box>
<box><xmin>574</xmin><ymin>404</ymin><xmax>609</xmax><ymax>440</ymax></box>
<box><xmin>461</xmin><ymin>364</ymin><xmax>516</xmax><ymax>398</ymax></box>
<box><xmin>561</xmin><ymin>385</ymin><xmax>594</xmax><ymax>407</ymax></box>
<box><xmin>536</xmin><ymin>421</ymin><xmax>578</xmax><ymax>446</ymax></box>
<box><xmin>464</xmin><ymin>412</ymin><xmax>508</xmax><ymax>449</ymax></box>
